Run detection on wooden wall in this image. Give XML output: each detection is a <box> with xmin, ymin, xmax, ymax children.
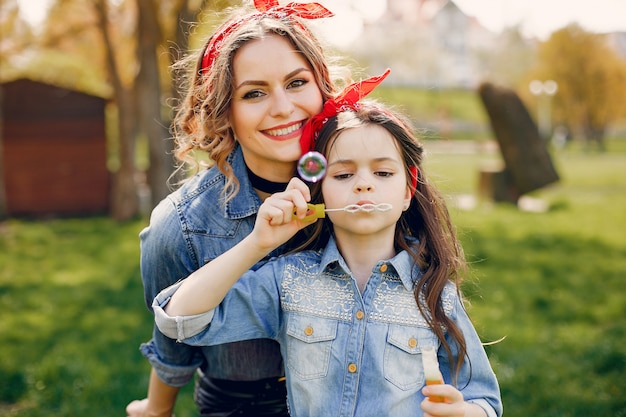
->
<box><xmin>1</xmin><ymin>79</ymin><xmax>110</xmax><ymax>217</ymax></box>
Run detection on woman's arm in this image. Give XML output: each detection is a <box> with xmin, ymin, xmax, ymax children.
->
<box><xmin>126</xmin><ymin>369</ymin><xmax>179</xmax><ymax>417</ymax></box>
<box><xmin>165</xmin><ymin>178</ymin><xmax>315</xmax><ymax>317</ymax></box>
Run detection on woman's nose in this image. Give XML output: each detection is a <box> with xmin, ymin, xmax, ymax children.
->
<box><xmin>270</xmin><ymin>90</ymin><xmax>295</xmax><ymax>117</ymax></box>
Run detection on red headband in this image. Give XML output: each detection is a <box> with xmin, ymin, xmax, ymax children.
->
<box><xmin>201</xmin><ymin>0</ymin><xmax>332</xmax><ymax>75</ymax></box>
<box><xmin>298</xmin><ymin>68</ymin><xmax>417</xmax><ymax>193</ymax></box>
<box><xmin>299</xmin><ymin>68</ymin><xmax>391</xmax><ymax>154</ymax></box>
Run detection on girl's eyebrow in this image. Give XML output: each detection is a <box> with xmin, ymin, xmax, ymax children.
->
<box><xmin>234</xmin><ymin>67</ymin><xmax>311</xmax><ymax>90</ymax></box>
<box><xmin>328</xmin><ymin>156</ymin><xmax>401</xmax><ymax>166</ymax></box>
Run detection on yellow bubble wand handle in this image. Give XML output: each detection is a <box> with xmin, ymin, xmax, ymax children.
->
<box><xmin>422</xmin><ymin>346</ymin><xmax>445</xmax><ymax>403</ymax></box>
<box><xmin>293</xmin><ymin>203</ymin><xmax>326</xmax><ymax>222</ymax></box>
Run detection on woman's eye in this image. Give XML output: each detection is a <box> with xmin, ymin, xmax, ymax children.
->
<box><xmin>242</xmin><ymin>90</ymin><xmax>265</xmax><ymax>100</ymax></box>
<box><xmin>288</xmin><ymin>79</ymin><xmax>307</xmax><ymax>89</ymax></box>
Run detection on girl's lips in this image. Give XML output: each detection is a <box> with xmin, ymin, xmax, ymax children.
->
<box><xmin>262</xmin><ymin>121</ymin><xmax>304</xmax><ymax>141</ymax></box>
<box><xmin>356</xmin><ymin>200</ymin><xmax>375</xmax><ymax>206</ymax></box>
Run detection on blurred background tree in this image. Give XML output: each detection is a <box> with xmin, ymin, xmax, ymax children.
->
<box><xmin>1</xmin><ymin>0</ymin><xmax>212</xmax><ymax>220</ymax></box>
<box><xmin>524</xmin><ymin>24</ymin><xmax>626</xmax><ymax>150</ymax></box>
<box><xmin>2</xmin><ymin>1</ymin><xmax>626</xmax><ymax>219</ymax></box>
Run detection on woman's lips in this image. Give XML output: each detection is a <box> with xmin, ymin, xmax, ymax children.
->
<box><xmin>263</xmin><ymin>121</ymin><xmax>304</xmax><ymax>141</ymax></box>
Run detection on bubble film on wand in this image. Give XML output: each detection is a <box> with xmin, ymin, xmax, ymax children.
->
<box><xmin>294</xmin><ymin>151</ymin><xmax>393</xmax><ymax>221</ymax></box>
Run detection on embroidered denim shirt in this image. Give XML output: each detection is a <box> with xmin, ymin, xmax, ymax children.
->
<box><xmin>140</xmin><ymin>144</ymin><xmax>285</xmax><ymax>386</ymax></box>
<box><xmin>154</xmin><ymin>237</ymin><xmax>503</xmax><ymax>417</ymax></box>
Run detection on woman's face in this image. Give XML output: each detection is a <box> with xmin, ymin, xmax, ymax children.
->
<box><xmin>229</xmin><ymin>34</ymin><xmax>323</xmax><ymax>181</ymax></box>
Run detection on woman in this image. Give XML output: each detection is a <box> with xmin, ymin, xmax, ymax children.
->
<box><xmin>126</xmin><ymin>1</ymin><xmax>349</xmax><ymax>416</ymax></box>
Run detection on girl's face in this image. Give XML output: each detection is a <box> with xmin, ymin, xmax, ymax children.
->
<box><xmin>321</xmin><ymin>124</ymin><xmax>412</xmax><ymax>241</ymax></box>
<box><xmin>230</xmin><ymin>34</ymin><xmax>323</xmax><ymax>181</ymax></box>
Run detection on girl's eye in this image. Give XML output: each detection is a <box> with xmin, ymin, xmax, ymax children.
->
<box><xmin>333</xmin><ymin>173</ymin><xmax>352</xmax><ymax>180</ymax></box>
<box><xmin>376</xmin><ymin>171</ymin><xmax>394</xmax><ymax>178</ymax></box>
<box><xmin>242</xmin><ymin>90</ymin><xmax>265</xmax><ymax>100</ymax></box>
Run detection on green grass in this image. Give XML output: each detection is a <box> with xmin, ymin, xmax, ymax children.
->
<box><xmin>1</xmin><ymin>141</ymin><xmax>625</xmax><ymax>416</ymax></box>
<box><xmin>428</xmin><ymin>140</ymin><xmax>626</xmax><ymax>416</ymax></box>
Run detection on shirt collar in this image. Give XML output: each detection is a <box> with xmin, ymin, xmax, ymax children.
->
<box><xmin>223</xmin><ymin>144</ymin><xmax>263</xmax><ymax>219</ymax></box>
<box><xmin>319</xmin><ymin>235</ymin><xmax>421</xmax><ymax>291</ymax></box>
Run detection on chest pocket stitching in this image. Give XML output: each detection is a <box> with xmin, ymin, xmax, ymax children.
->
<box><xmin>384</xmin><ymin>325</ymin><xmax>439</xmax><ymax>391</ymax></box>
<box><xmin>286</xmin><ymin>315</ymin><xmax>338</xmax><ymax>380</ymax></box>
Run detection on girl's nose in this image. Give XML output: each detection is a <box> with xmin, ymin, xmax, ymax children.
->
<box><xmin>354</xmin><ymin>177</ymin><xmax>373</xmax><ymax>192</ymax></box>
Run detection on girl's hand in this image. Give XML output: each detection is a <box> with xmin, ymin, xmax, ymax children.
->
<box><xmin>252</xmin><ymin>177</ymin><xmax>316</xmax><ymax>250</ymax></box>
<box><xmin>421</xmin><ymin>384</ymin><xmax>488</xmax><ymax>417</ymax></box>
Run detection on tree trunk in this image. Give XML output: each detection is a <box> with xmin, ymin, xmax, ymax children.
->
<box><xmin>583</xmin><ymin>117</ymin><xmax>607</xmax><ymax>152</ymax></box>
<box><xmin>163</xmin><ymin>0</ymin><xmax>209</xmax><ymax>187</ymax></box>
<box><xmin>0</xmin><ymin>140</ymin><xmax>7</xmax><ymax>219</ymax></box>
<box><xmin>136</xmin><ymin>0</ymin><xmax>175</xmax><ymax>209</ymax></box>
<box><xmin>95</xmin><ymin>0</ymin><xmax>139</xmax><ymax>221</ymax></box>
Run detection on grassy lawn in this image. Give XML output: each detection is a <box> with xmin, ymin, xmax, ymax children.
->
<box><xmin>427</xmin><ymin>141</ymin><xmax>626</xmax><ymax>416</ymax></box>
<box><xmin>1</xmin><ymin>139</ymin><xmax>625</xmax><ymax>416</ymax></box>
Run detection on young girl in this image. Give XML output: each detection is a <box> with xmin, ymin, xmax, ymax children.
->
<box><xmin>153</xmin><ymin>100</ymin><xmax>503</xmax><ymax>417</ymax></box>
<box><xmin>128</xmin><ymin>1</ymin><xmax>351</xmax><ymax>416</ymax></box>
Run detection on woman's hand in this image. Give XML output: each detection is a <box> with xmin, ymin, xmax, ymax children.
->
<box><xmin>421</xmin><ymin>384</ymin><xmax>488</xmax><ymax>417</ymax></box>
<box><xmin>126</xmin><ymin>398</ymin><xmax>173</xmax><ymax>417</ymax></box>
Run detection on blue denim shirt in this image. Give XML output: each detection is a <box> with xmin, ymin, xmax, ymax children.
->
<box><xmin>154</xmin><ymin>237</ymin><xmax>503</xmax><ymax>417</ymax></box>
<box><xmin>140</xmin><ymin>144</ymin><xmax>285</xmax><ymax>386</ymax></box>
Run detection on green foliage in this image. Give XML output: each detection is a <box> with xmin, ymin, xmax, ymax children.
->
<box><xmin>1</xmin><ymin>144</ymin><xmax>625</xmax><ymax>416</ymax></box>
<box><xmin>523</xmin><ymin>24</ymin><xmax>626</xmax><ymax>143</ymax></box>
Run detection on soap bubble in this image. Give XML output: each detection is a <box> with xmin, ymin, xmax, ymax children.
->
<box><xmin>297</xmin><ymin>151</ymin><xmax>327</xmax><ymax>183</ymax></box>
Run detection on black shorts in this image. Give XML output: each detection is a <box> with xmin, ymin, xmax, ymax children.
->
<box><xmin>195</xmin><ymin>374</ymin><xmax>289</xmax><ymax>417</ymax></box>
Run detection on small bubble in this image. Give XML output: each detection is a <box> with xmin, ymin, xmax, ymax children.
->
<box><xmin>297</xmin><ymin>151</ymin><xmax>327</xmax><ymax>183</ymax></box>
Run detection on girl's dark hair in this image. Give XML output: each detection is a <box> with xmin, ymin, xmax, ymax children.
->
<box><xmin>295</xmin><ymin>100</ymin><xmax>470</xmax><ymax>382</ymax></box>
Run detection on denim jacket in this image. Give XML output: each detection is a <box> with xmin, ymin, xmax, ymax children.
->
<box><xmin>153</xmin><ymin>237</ymin><xmax>503</xmax><ymax>417</ymax></box>
<box><xmin>140</xmin><ymin>144</ymin><xmax>285</xmax><ymax>386</ymax></box>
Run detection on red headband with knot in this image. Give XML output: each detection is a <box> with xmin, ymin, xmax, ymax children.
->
<box><xmin>201</xmin><ymin>0</ymin><xmax>333</xmax><ymax>76</ymax></box>
<box><xmin>298</xmin><ymin>68</ymin><xmax>417</xmax><ymax>192</ymax></box>
<box><xmin>299</xmin><ymin>68</ymin><xmax>391</xmax><ymax>154</ymax></box>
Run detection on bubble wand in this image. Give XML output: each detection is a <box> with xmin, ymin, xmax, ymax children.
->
<box><xmin>421</xmin><ymin>346</ymin><xmax>445</xmax><ymax>403</ymax></box>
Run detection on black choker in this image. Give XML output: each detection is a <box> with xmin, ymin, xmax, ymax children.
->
<box><xmin>246</xmin><ymin>166</ymin><xmax>289</xmax><ymax>194</ymax></box>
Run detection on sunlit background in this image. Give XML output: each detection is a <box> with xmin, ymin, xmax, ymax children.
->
<box><xmin>1</xmin><ymin>1</ymin><xmax>626</xmax><ymax>417</ymax></box>
<box><xmin>17</xmin><ymin>0</ymin><xmax>626</xmax><ymax>43</ymax></box>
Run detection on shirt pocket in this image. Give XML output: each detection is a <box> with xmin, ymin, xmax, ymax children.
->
<box><xmin>286</xmin><ymin>314</ymin><xmax>338</xmax><ymax>380</ymax></box>
<box><xmin>384</xmin><ymin>325</ymin><xmax>439</xmax><ymax>391</ymax></box>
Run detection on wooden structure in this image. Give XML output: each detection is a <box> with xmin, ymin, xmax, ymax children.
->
<box><xmin>1</xmin><ymin>79</ymin><xmax>110</xmax><ymax>217</ymax></box>
<box><xmin>478</xmin><ymin>82</ymin><xmax>559</xmax><ymax>203</ymax></box>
